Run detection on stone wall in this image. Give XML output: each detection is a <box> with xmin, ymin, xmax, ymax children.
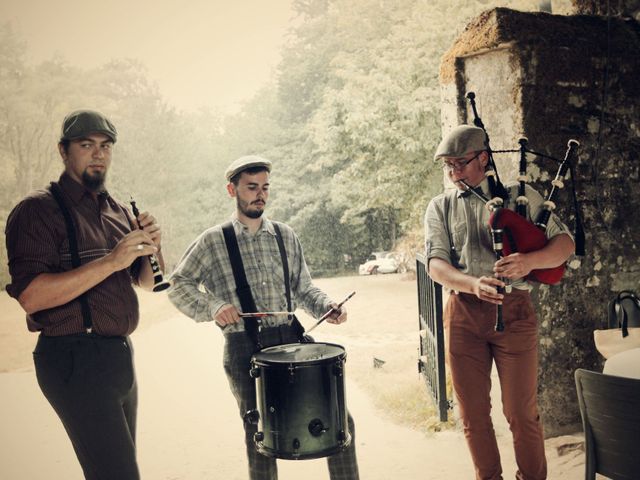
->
<box><xmin>439</xmin><ymin>8</ymin><xmax>640</xmax><ymax>436</ymax></box>
<box><xmin>572</xmin><ymin>0</ymin><xmax>640</xmax><ymax>19</ymax></box>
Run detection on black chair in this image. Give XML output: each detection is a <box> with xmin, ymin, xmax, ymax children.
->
<box><xmin>575</xmin><ymin>369</ymin><xmax>640</xmax><ymax>479</ymax></box>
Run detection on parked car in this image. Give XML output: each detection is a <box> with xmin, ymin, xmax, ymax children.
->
<box><xmin>358</xmin><ymin>251</ymin><xmax>400</xmax><ymax>275</ymax></box>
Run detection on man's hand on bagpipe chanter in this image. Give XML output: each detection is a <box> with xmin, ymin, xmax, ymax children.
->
<box><xmin>472</xmin><ymin>275</ymin><xmax>506</xmax><ymax>306</ymax></box>
<box><xmin>493</xmin><ymin>252</ymin><xmax>533</xmax><ymax>281</ymax></box>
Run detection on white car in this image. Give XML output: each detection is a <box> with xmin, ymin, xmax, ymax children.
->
<box><xmin>358</xmin><ymin>252</ymin><xmax>399</xmax><ymax>275</ymax></box>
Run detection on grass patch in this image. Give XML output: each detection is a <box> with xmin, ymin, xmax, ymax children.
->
<box><xmin>341</xmin><ymin>339</ymin><xmax>457</xmax><ymax>434</ymax></box>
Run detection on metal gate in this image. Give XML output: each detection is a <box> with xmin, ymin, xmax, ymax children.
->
<box><xmin>416</xmin><ymin>252</ymin><xmax>451</xmax><ymax>422</ymax></box>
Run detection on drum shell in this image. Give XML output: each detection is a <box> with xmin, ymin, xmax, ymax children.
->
<box><xmin>251</xmin><ymin>342</ymin><xmax>351</xmax><ymax>460</ymax></box>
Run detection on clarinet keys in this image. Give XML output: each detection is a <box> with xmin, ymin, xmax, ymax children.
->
<box><xmin>130</xmin><ymin>197</ymin><xmax>171</xmax><ymax>292</ymax></box>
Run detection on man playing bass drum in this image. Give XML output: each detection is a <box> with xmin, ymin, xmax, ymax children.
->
<box><xmin>424</xmin><ymin>125</ymin><xmax>574</xmax><ymax>480</ymax></box>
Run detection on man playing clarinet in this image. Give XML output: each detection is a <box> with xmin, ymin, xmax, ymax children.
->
<box><xmin>4</xmin><ymin>110</ymin><xmax>165</xmax><ymax>479</ymax></box>
<box><xmin>168</xmin><ymin>155</ymin><xmax>360</xmax><ymax>480</ymax></box>
<box><xmin>424</xmin><ymin>125</ymin><xmax>574</xmax><ymax>480</ymax></box>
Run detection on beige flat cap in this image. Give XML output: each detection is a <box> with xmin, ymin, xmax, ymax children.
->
<box><xmin>224</xmin><ymin>155</ymin><xmax>272</xmax><ymax>181</ymax></box>
<box><xmin>434</xmin><ymin>125</ymin><xmax>486</xmax><ymax>160</ymax></box>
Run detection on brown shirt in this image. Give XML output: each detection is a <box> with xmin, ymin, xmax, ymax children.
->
<box><xmin>4</xmin><ymin>173</ymin><xmax>142</xmax><ymax>336</ymax></box>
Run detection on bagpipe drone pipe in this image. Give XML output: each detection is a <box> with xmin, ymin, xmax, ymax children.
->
<box><xmin>464</xmin><ymin>92</ymin><xmax>585</xmax><ymax>286</ymax></box>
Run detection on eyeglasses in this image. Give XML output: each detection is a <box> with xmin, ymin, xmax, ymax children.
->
<box><xmin>442</xmin><ymin>152</ymin><xmax>482</xmax><ymax>172</ymax></box>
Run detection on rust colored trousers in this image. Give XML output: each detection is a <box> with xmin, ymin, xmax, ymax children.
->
<box><xmin>445</xmin><ymin>290</ymin><xmax>547</xmax><ymax>480</ymax></box>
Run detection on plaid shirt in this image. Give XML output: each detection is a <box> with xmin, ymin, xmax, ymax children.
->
<box><xmin>168</xmin><ymin>215</ymin><xmax>332</xmax><ymax>334</ymax></box>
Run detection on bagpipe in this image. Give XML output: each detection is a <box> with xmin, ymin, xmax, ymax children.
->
<box><xmin>462</xmin><ymin>92</ymin><xmax>585</xmax><ymax>329</ymax></box>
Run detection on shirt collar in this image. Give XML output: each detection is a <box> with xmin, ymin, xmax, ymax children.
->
<box><xmin>456</xmin><ymin>177</ymin><xmax>490</xmax><ymax>199</ymax></box>
<box><xmin>230</xmin><ymin>213</ymin><xmax>276</xmax><ymax>236</ymax></box>
<box><xmin>59</xmin><ymin>172</ymin><xmax>110</xmax><ymax>205</ymax></box>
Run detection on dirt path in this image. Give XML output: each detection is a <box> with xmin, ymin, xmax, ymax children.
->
<box><xmin>0</xmin><ymin>275</ymin><xmax>586</xmax><ymax>479</ymax></box>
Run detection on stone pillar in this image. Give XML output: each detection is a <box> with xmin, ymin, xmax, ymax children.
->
<box><xmin>439</xmin><ymin>8</ymin><xmax>640</xmax><ymax>436</ymax></box>
<box><xmin>573</xmin><ymin>0</ymin><xmax>640</xmax><ymax>19</ymax></box>
<box><xmin>551</xmin><ymin>0</ymin><xmax>575</xmax><ymax>15</ymax></box>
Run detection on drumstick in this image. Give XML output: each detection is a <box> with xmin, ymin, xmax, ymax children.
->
<box><xmin>306</xmin><ymin>291</ymin><xmax>356</xmax><ymax>334</ymax></box>
<box><xmin>239</xmin><ymin>311</ymin><xmax>291</xmax><ymax>318</ymax></box>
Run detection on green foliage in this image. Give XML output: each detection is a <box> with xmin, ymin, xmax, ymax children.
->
<box><xmin>1</xmin><ymin>1</ymin><xmax>545</xmax><ymax>287</ymax></box>
<box><xmin>290</xmin><ymin>202</ymin><xmax>354</xmax><ymax>276</ymax></box>
<box><xmin>0</xmin><ymin>26</ymin><xmax>229</xmax><ymax>284</ymax></box>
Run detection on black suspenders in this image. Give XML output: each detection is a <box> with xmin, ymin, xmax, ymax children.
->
<box><xmin>272</xmin><ymin>223</ymin><xmax>306</xmax><ymax>342</ymax></box>
<box><xmin>443</xmin><ymin>192</ymin><xmax>460</xmax><ymax>269</ymax></box>
<box><xmin>222</xmin><ymin>222</ymin><xmax>261</xmax><ymax>348</ymax></box>
<box><xmin>49</xmin><ymin>182</ymin><xmax>93</xmax><ymax>332</ymax></box>
<box><xmin>222</xmin><ymin>221</ymin><xmax>306</xmax><ymax>350</ymax></box>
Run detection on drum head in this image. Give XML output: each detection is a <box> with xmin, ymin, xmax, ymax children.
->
<box><xmin>253</xmin><ymin>342</ymin><xmax>344</xmax><ymax>365</ymax></box>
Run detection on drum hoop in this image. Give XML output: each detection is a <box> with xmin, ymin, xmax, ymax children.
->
<box><xmin>252</xmin><ymin>342</ymin><xmax>346</xmax><ymax>366</ymax></box>
<box><xmin>256</xmin><ymin>432</ymin><xmax>352</xmax><ymax>460</ymax></box>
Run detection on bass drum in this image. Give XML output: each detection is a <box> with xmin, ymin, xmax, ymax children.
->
<box><xmin>247</xmin><ymin>342</ymin><xmax>351</xmax><ymax>460</ymax></box>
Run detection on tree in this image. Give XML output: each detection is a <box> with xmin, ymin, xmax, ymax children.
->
<box><xmin>0</xmin><ymin>1</ymin><xmax>549</xmax><ymax>285</ymax></box>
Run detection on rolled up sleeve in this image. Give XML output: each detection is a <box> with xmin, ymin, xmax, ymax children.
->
<box><xmin>424</xmin><ymin>197</ymin><xmax>452</xmax><ymax>266</ymax></box>
<box><xmin>5</xmin><ymin>198</ymin><xmax>60</xmax><ymax>299</ymax></box>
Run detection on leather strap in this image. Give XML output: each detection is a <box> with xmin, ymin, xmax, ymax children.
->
<box><xmin>614</xmin><ymin>291</ymin><xmax>640</xmax><ymax>338</ymax></box>
<box><xmin>49</xmin><ymin>182</ymin><xmax>93</xmax><ymax>332</ymax></box>
<box><xmin>273</xmin><ymin>223</ymin><xmax>306</xmax><ymax>342</ymax></box>
<box><xmin>221</xmin><ymin>222</ymin><xmax>261</xmax><ymax>349</ymax></box>
<box><xmin>443</xmin><ymin>193</ymin><xmax>460</xmax><ymax>269</ymax></box>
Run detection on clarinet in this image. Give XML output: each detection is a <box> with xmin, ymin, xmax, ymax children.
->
<box><xmin>534</xmin><ymin>140</ymin><xmax>580</xmax><ymax>231</ymax></box>
<box><xmin>130</xmin><ymin>198</ymin><xmax>171</xmax><ymax>292</ymax></box>
<box><xmin>516</xmin><ymin>137</ymin><xmax>529</xmax><ymax>218</ymax></box>
<box><xmin>458</xmin><ymin>180</ymin><xmax>507</xmax><ymax>332</ymax></box>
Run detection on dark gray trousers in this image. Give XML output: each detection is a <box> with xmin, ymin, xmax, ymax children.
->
<box><xmin>223</xmin><ymin>326</ymin><xmax>360</xmax><ymax>480</ymax></box>
<box><xmin>33</xmin><ymin>333</ymin><xmax>139</xmax><ymax>480</ymax></box>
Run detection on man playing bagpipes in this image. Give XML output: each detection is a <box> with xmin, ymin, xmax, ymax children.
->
<box><xmin>424</xmin><ymin>124</ymin><xmax>575</xmax><ymax>480</ymax></box>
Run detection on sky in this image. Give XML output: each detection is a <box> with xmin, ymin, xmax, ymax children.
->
<box><xmin>0</xmin><ymin>0</ymin><xmax>295</xmax><ymax>113</ymax></box>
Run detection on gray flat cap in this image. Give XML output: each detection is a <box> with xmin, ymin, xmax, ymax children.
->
<box><xmin>60</xmin><ymin>110</ymin><xmax>117</xmax><ymax>143</ymax></box>
<box><xmin>225</xmin><ymin>155</ymin><xmax>272</xmax><ymax>181</ymax></box>
<box><xmin>434</xmin><ymin>125</ymin><xmax>486</xmax><ymax>160</ymax></box>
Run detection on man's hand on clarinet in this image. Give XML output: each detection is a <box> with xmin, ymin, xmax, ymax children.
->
<box><xmin>325</xmin><ymin>302</ymin><xmax>347</xmax><ymax>325</ymax></box>
<box><xmin>108</xmin><ymin>230</ymin><xmax>157</xmax><ymax>271</ymax></box>
<box><xmin>214</xmin><ymin>303</ymin><xmax>241</xmax><ymax>327</ymax></box>
<box><xmin>473</xmin><ymin>276</ymin><xmax>504</xmax><ymax>305</ymax></box>
<box><xmin>135</xmin><ymin>210</ymin><xmax>162</xmax><ymax>249</ymax></box>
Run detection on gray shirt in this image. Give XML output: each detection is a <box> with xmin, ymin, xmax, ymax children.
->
<box><xmin>424</xmin><ymin>178</ymin><xmax>571</xmax><ymax>291</ymax></box>
<box><xmin>168</xmin><ymin>215</ymin><xmax>332</xmax><ymax>334</ymax></box>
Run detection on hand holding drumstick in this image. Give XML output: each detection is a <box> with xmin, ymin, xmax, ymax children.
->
<box><xmin>306</xmin><ymin>291</ymin><xmax>356</xmax><ymax>334</ymax></box>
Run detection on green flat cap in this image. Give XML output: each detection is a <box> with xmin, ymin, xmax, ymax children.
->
<box><xmin>434</xmin><ymin>125</ymin><xmax>486</xmax><ymax>160</ymax></box>
<box><xmin>60</xmin><ymin>110</ymin><xmax>117</xmax><ymax>143</ymax></box>
<box><xmin>225</xmin><ymin>155</ymin><xmax>272</xmax><ymax>181</ymax></box>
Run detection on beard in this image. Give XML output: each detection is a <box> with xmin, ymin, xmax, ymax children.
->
<box><xmin>82</xmin><ymin>169</ymin><xmax>106</xmax><ymax>192</ymax></box>
<box><xmin>237</xmin><ymin>197</ymin><xmax>265</xmax><ymax>219</ymax></box>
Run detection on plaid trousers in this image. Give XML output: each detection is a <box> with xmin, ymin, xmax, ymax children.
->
<box><xmin>223</xmin><ymin>325</ymin><xmax>360</xmax><ymax>480</ymax></box>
